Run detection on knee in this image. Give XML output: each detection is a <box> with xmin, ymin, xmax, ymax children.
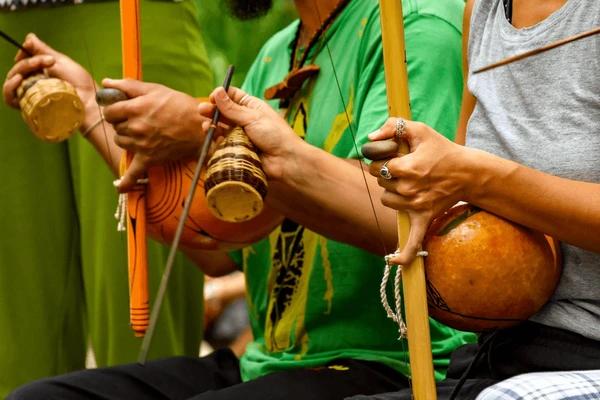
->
<box><xmin>7</xmin><ymin>379</ymin><xmax>62</xmax><ymax>400</ymax></box>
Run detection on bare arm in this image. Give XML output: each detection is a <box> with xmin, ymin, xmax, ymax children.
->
<box><xmin>266</xmin><ymin>148</ymin><xmax>398</xmax><ymax>255</ymax></box>
<box><xmin>369</xmin><ymin>118</ymin><xmax>600</xmax><ymax>265</ymax></box>
<box><xmin>182</xmin><ymin>248</ymin><xmax>238</xmax><ymax>277</ymax></box>
<box><xmin>453</xmin><ymin>0</ymin><xmax>600</xmax><ymax>251</ymax></box>
<box><xmin>82</xmin><ymin>106</ymin><xmax>123</xmax><ymax>176</ymax></box>
<box><xmin>465</xmin><ymin>148</ymin><xmax>600</xmax><ymax>253</ymax></box>
<box><xmin>204</xmin><ymin>88</ymin><xmax>399</xmax><ymax>256</ymax></box>
<box><xmin>455</xmin><ymin>0</ymin><xmax>476</xmax><ymax>146</ymax></box>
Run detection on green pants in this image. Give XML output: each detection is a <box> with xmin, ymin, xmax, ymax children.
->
<box><xmin>0</xmin><ymin>1</ymin><xmax>212</xmax><ymax>396</ymax></box>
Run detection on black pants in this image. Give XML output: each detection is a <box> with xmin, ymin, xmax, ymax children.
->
<box><xmin>8</xmin><ymin>348</ymin><xmax>409</xmax><ymax>400</ymax></box>
<box><xmin>349</xmin><ymin>322</ymin><xmax>600</xmax><ymax>400</ymax></box>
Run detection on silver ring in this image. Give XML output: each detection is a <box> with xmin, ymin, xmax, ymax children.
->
<box><xmin>239</xmin><ymin>94</ymin><xmax>251</xmax><ymax>106</ymax></box>
<box><xmin>379</xmin><ymin>160</ymin><xmax>393</xmax><ymax>180</ymax></box>
<box><xmin>395</xmin><ymin>118</ymin><xmax>406</xmax><ymax>141</ymax></box>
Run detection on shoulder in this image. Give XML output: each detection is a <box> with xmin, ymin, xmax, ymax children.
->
<box><xmin>253</xmin><ymin>20</ymin><xmax>299</xmax><ymax>60</ymax></box>
<box><xmin>242</xmin><ymin>21</ymin><xmax>298</xmax><ymax>97</ymax></box>
<box><xmin>402</xmin><ymin>0</ymin><xmax>465</xmax><ymax>33</ymax></box>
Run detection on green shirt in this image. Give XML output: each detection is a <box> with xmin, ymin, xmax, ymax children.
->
<box><xmin>237</xmin><ymin>0</ymin><xmax>474</xmax><ymax>382</ymax></box>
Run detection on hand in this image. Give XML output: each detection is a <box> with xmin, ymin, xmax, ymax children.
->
<box><xmin>3</xmin><ymin>33</ymin><xmax>97</xmax><ymax>112</ymax></box>
<box><xmin>368</xmin><ymin>118</ymin><xmax>471</xmax><ymax>265</ymax></box>
<box><xmin>101</xmin><ymin>79</ymin><xmax>207</xmax><ymax>192</ymax></box>
<box><xmin>198</xmin><ymin>86</ymin><xmax>304</xmax><ymax>180</ymax></box>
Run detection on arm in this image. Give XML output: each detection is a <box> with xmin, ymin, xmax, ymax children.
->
<box><xmin>455</xmin><ymin>0</ymin><xmax>477</xmax><ymax>145</ymax></box>
<box><xmin>464</xmin><ymin>148</ymin><xmax>600</xmax><ymax>253</ymax></box>
<box><xmin>451</xmin><ymin>0</ymin><xmax>600</xmax><ymax>249</ymax></box>
<box><xmin>203</xmin><ymin>13</ymin><xmax>466</xmax><ymax>256</ymax></box>
<box><xmin>368</xmin><ymin>117</ymin><xmax>600</xmax><ymax>265</ymax></box>
<box><xmin>2</xmin><ymin>34</ymin><xmax>123</xmax><ymax>175</ymax></box>
<box><xmin>182</xmin><ymin>248</ymin><xmax>238</xmax><ymax>277</ymax></box>
<box><xmin>204</xmin><ymin>88</ymin><xmax>398</xmax><ymax>255</ymax></box>
<box><xmin>368</xmin><ymin>0</ymin><xmax>599</xmax><ymax>264</ymax></box>
<box><xmin>1</xmin><ymin>34</ymin><xmax>236</xmax><ymax>274</ymax></box>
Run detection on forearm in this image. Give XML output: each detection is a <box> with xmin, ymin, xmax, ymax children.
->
<box><xmin>205</xmin><ymin>271</ymin><xmax>245</xmax><ymax>303</ymax></box>
<box><xmin>465</xmin><ymin>148</ymin><xmax>600</xmax><ymax>252</ymax></box>
<box><xmin>267</xmin><ymin>140</ymin><xmax>398</xmax><ymax>255</ymax></box>
<box><xmin>182</xmin><ymin>247</ymin><xmax>238</xmax><ymax>277</ymax></box>
<box><xmin>80</xmin><ymin>96</ymin><xmax>122</xmax><ymax>176</ymax></box>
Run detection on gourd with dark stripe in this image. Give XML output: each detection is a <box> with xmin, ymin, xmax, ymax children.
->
<box><xmin>424</xmin><ymin>203</ymin><xmax>561</xmax><ymax>331</ymax></box>
<box><xmin>362</xmin><ymin>139</ymin><xmax>562</xmax><ymax>332</ymax></box>
<box><xmin>204</xmin><ymin>126</ymin><xmax>267</xmax><ymax>222</ymax></box>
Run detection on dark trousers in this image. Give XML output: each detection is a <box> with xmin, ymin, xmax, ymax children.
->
<box><xmin>8</xmin><ymin>348</ymin><xmax>409</xmax><ymax>400</ymax></box>
<box><xmin>349</xmin><ymin>322</ymin><xmax>600</xmax><ymax>400</ymax></box>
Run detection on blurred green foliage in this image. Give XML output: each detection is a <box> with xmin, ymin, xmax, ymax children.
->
<box><xmin>195</xmin><ymin>0</ymin><xmax>297</xmax><ymax>87</ymax></box>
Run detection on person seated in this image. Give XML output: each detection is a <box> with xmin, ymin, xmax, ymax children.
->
<box><xmin>4</xmin><ymin>0</ymin><xmax>475</xmax><ymax>398</ymax></box>
<box><xmin>352</xmin><ymin>0</ymin><xmax>600</xmax><ymax>399</ymax></box>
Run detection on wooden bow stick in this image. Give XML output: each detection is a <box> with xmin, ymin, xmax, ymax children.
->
<box><xmin>119</xmin><ymin>0</ymin><xmax>149</xmax><ymax>338</ymax></box>
<box><xmin>474</xmin><ymin>25</ymin><xmax>600</xmax><ymax>74</ymax></box>
<box><xmin>378</xmin><ymin>1</ymin><xmax>437</xmax><ymax>398</ymax></box>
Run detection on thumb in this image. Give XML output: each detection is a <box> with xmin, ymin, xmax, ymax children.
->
<box><xmin>117</xmin><ymin>154</ymin><xmax>148</xmax><ymax>193</ymax></box>
<box><xmin>212</xmin><ymin>87</ymin><xmax>256</xmax><ymax>127</ymax></box>
<box><xmin>102</xmin><ymin>78</ymin><xmax>151</xmax><ymax>99</ymax></box>
<box><xmin>21</xmin><ymin>33</ymin><xmax>60</xmax><ymax>60</ymax></box>
<box><xmin>390</xmin><ymin>212</ymin><xmax>429</xmax><ymax>266</ymax></box>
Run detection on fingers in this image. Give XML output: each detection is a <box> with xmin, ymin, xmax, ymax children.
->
<box><xmin>368</xmin><ymin>117</ymin><xmax>405</xmax><ymax>140</ymax></box>
<box><xmin>3</xmin><ymin>54</ymin><xmax>55</xmax><ymax>108</ymax></box>
<box><xmin>387</xmin><ymin>212</ymin><xmax>430</xmax><ymax>266</ymax></box>
<box><xmin>3</xmin><ymin>73</ymin><xmax>23</xmax><ymax>107</ymax></box>
<box><xmin>210</xmin><ymin>86</ymin><xmax>259</xmax><ymax>127</ymax></box>
<box><xmin>102</xmin><ymin>78</ymin><xmax>153</xmax><ymax>99</ymax></box>
<box><xmin>200</xmin><ymin>119</ymin><xmax>233</xmax><ymax>138</ymax></box>
<box><xmin>113</xmin><ymin>130</ymin><xmax>137</xmax><ymax>151</ymax></box>
<box><xmin>6</xmin><ymin>54</ymin><xmax>55</xmax><ymax>80</ymax></box>
<box><xmin>369</xmin><ymin>157</ymin><xmax>407</xmax><ymax>180</ymax></box>
<box><xmin>367</xmin><ymin>118</ymin><xmax>421</xmax><ymax>151</ymax></box>
<box><xmin>116</xmin><ymin>154</ymin><xmax>148</xmax><ymax>193</ymax></box>
<box><xmin>22</xmin><ymin>33</ymin><xmax>60</xmax><ymax>58</ymax></box>
<box><xmin>103</xmin><ymin>95</ymin><xmax>144</xmax><ymax>125</ymax></box>
<box><xmin>198</xmin><ymin>101</ymin><xmax>216</xmax><ymax>119</ymax></box>
<box><xmin>225</xmin><ymin>86</ymin><xmax>264</xmax><ymax>109</ymax></box>
<box><xmin>198</xmin><ymin>100</ymin><xmax>236</xmax><ymax>131</ymax></box>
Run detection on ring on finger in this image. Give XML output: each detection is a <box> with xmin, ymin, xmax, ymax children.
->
<box><xmin>395</xmin><ymin>118</ymin><xmax>406</xmax><ymax>141</ymax></box>
<box><xmin>240</xmin><ymin>94</ymin><xmax>250</xmax><ymax>106</ymax></box>
<box><xmin>379</xmin><ymin>160</ymin><xmax>393</xmax><ymax>180</ymax></box>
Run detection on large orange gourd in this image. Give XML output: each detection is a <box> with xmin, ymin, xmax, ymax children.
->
<box><xmin>424</xmin><ymin>203</ymin><xmax>562</xmax><ymax>332</ymax></box>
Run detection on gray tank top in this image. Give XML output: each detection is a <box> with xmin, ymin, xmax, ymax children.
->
<box><xmin>466</xmin><ymin>0</ymin><xmax>600</xmax><ymax>340</ymax></box>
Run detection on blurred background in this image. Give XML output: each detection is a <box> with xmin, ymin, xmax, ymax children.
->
<box><xmin>196</xmin><ymin>0</ymin><xmax>297</xmax><ymax>86</ymax></box>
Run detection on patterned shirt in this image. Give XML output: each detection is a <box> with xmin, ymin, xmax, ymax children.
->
<box><xmin>236</xmin><ymin>0</ymin><xmax>474</xmax><ymax>382</ymax></box>
<box><xmin>477</xmin><ymin>370</ymin><xmax>600</xmax><ymax>400</ymax></box>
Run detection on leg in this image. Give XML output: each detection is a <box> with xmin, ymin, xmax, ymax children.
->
<box><xmin>346</xmin><ymin>342</ymin><xmax>498</xmax><ymax>400</ymax></box>
<box><xmin>191</xmin><ymin>359</ymin><xmax>409</xmax><ymax>400</ymax></box>
<box><xmin>62</xmin><ymin>0</ymin><xmax>213</xmax><ymax>364</ymax></box>
<box><xmin>8</xmin><ymin>349</ymin><xmax>241</xmax><ymax>400</ymax></box>
<box><xmin>0</xmin><ymin>11</ymin><xmax>86</xmax><ymax>398</ymax></box>
<box><xmin>476</xmin><ymin>370</ymin><xmax>600</xmax><ymax>400</ymax></box>
<box><xmin>346</xmin><ymin>378</ymin><xmax>498</xmax><ymax>400</ymax></box>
